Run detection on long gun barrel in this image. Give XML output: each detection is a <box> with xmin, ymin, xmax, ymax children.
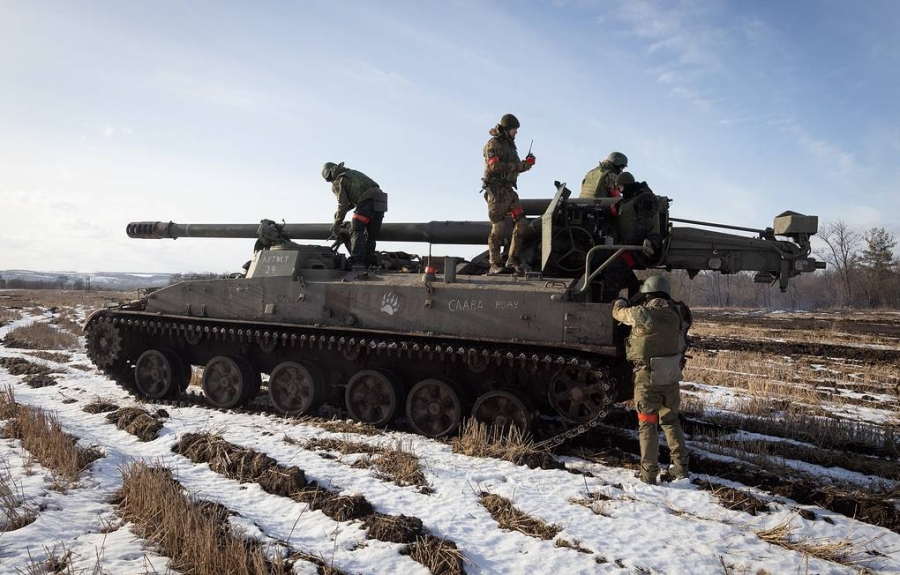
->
<box><xmin>127</xmin><ymin>221</ymin><xmax>494</xmax><ymax>244</ymax></box>
<box><xmin>126</xmin><ymin>187</ymin><xmax>825</xmax><ymax>291</ymax></box>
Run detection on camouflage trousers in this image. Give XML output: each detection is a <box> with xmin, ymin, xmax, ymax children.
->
<box><xmin>633</xmin><ymin>368</ymin><xmax>688</xmax><ymax>483</ymax></box>
<box><xmin>350</xmin><ymin>199</ymin><xmax>385</xmax><ymax>266</ymax></box>
<box><xmin>484</xmin><ymin>186</ymin><xmax>527</xmax><ymax>266</ymax></box>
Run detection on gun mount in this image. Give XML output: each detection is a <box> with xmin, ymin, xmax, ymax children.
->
<box><xmin>87</xmin><ymin>181</ymin><xmax>824</xmax><ymax>441</ymax></box>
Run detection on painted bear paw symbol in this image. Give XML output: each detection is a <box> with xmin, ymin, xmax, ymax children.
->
<box><xmin>381</xmin><ymin>292</ymin><xmax>400</xmax><ymax>315</ymax></box>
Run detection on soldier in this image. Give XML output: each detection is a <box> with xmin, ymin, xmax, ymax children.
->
<box><xmin>612</xmin><ymin>275</ymin><xmax>692</xmax><ymax>485</ymax></box>
<box><xmin>580</xmin><ymin>151</ymin><xmax>628</xmax><ymax>199</ymax></box>
<box><xmin>322</xmin><ymin>161</ymin><xmax>388</xmax><ymax>268</ymax></box>
<box><xmin>482</xmin><ymin>113</ymin><xmax>535</xmax><ymax>275</ymax></box>
<box><xmin>602</xmin><ymin>172</ymin><xmax>661</xmax><ymax>298</ymax></box>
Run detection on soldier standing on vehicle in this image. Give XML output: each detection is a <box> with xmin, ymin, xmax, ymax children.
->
<box><xmin>612</xmin><ymin>275</ymin><xmax>692</xmax><ymax>485</ymax></box>
<box><xmin>601</xmin><ymin>172</ymin><xmax>661</xmax><ymax>298</ymax></box>
<box><xmin>322</xmin><ymin>161</ymin><xmax>388</xmax><ymax>268</ymax></box>
<box><xmin>482</xmin><ymin>113</ymin><xmax>535</xmax><ymax>275</ymax></box>
<box><xmin>580</xmin><ymin>151</ymin><xmax>628</xmax><ymax>199</ymax></box>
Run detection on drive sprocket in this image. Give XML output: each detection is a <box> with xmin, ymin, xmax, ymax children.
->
<box><xmin>86</xmin><ymin>317</ymin><xmax>123</xmax><ymax>368</ymax></box>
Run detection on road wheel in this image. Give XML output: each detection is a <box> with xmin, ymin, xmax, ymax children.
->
<box><xmin>406</xmin><ymin>378</ymin><xmax>462</xmax><ymax>438</ymax></box>
<box><xmin>268</xmin><ymin>361</ymin><xmax>324</xmax><ymax>416</ymax></box>
<box><xmin>134</xmin><ymin>349</ymin><xmax>184</xmax><ymax>399</ymax></box>
<box><xmin>202</xmin><ymin>355</ymin><xmax>256</xmax><ymax>409</ymax></box>
<box><xmin>548</xmin><ymin>365</ymin><xmax>607</xmax><ymax>423</ymax></box>
<box><xmin>345</xmin><ymin>369</ymin><xmax>401</xmax><ymax>425</ymax></box>
<box><xmin>472</xmin><ymin>390</ymin><xmax>533</xmax><ymax>432</ymax></box>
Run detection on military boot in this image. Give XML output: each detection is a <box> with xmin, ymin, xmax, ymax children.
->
<box><xmin>488</xmin><ymin>264</ymin><xmax>511</xmax><ymax>275</ymax></box>
<box><xmin>668</xmin><ymin>463</ymin><xmax>689</xmax><ymax>481</ymax></box>
<box><xmin>638</xmin><ymin>472</ymin><xmax>657</xmax><ymax>485</ymax></box>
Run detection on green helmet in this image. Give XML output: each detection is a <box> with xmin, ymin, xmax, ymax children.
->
<box><xmin>499</xmin><ymin>114</ymin><xmax>520</xmax><ymax>129</ymax></box>
<box><xmin>606</xmin><ymin>151</ymin><xmax>628</xmax><ymax>168</ymax></box>
<box><xmin>321</xmin><ymin>161</ymin><xmax>344</xmax><ymax>182</ymax></box>
<box><xmin>640</xmin><ymin>275</ymin><xmax>671</xmax><ymax>296</ymax></box>
<box><xmin>616</xmin><ymin>172</ymin><xmax>635</xmax><ymax>187</ymax></box>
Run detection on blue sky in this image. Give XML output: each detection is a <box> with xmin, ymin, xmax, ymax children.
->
<box><xmin>1</xmin><ymin>0</ymin><xmax>898</xmax><ymax>273</ymax></box>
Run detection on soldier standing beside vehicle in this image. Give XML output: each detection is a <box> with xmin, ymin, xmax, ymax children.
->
<box><xmin>581</xmin><ymin>151</ymin><xmax>628</xmax><ymax>199</ymax></box>
<box><xmin>612</xmin><ymin>275</ymin><xmax>692</xmax><ymax>485</ymax></box>
<box><xmin>482</xmin><ymin>113</ymin><xmax>535</xmax><ymax>275</ymax></box>
<box><xmin>322</xmin><ymin>161</ymin><xmax>388</xmax><ymax>268</ymax></box>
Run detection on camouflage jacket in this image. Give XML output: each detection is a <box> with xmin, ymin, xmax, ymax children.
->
<box><xmin>580</xmin><ymin>160</ymin><xmax>618</xmax><ymax>199</ymax></box>
<box><xmin>612</xmin><ymin>297</ymin><xmax>692</xmax><ymax>365</ymax></box>
<box><xmin>483</xmin><ymin>126</ymin><xmax>530</xmax><ymax>189</ymax></box>
<box><xmin>332</xmin><ymin>168</ymin><xmax>380</xmax><ymax>223</ymax></box>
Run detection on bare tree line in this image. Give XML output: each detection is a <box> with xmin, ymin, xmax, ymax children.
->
<box><xmin>663</xmin><ymin>221</ymin><xmax>899</xmax><ymax>310</ymax></box>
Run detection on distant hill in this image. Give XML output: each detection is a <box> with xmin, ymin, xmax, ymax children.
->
<box><xmin>0</xmin><ymin>270</ymin><xmax>173</xmax><ymax>290</ymax></box>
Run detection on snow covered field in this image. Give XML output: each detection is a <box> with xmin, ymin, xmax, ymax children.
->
<box><xmin>1</xmin><ymin>294</ymin><xmax>898</xmax><ymax>574</ymax></box>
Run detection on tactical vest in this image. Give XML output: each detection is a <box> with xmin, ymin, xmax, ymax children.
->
<box><xmin>335</xmin><ymin>169</ymin><xmax>380</xmax><ymax>207</ymax></box>
<box><xmin>625</xmin><ymin>299</ymin><xmax>687</xmax><ymax>362</ymax></box>
<box><xmin>482</xmin><ymin>135</ymin><xmax>520</xmax><ymax>188</ymax></box>
<box><xmin>580</xmin><ymin>162</ymin><xmax>615</xmax><ymax>199</ymax></box>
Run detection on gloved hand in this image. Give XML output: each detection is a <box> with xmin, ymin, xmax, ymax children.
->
<box><xmin>641</xmin><ymin>238</ymin><xmax>655</xmax><ymax>256</ymax></box>
<box><xmin>329</xmin><ymin>222</ymin><xmax>343</xmax><ymax>239</ymax></box>
<box><xmin>525</xmin><ymin>153</ymin><xmax>536</xmax><ymax>166</ymax></box>
<box><xmin>613</xmin><ymin>297</ymin><xmax>628</xmax><ymax>307</ymax></box>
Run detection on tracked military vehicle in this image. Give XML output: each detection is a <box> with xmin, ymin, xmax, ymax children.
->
<box><xmin>85</xmin><ymin>182</ymin><xmax>824</xmax><ymax>440</ymax></box>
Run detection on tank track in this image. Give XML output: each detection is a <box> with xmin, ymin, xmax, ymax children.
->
<box><xmin>86</xmin><ymin>310</ymin><xmax>614</xmax><ymax>446</ymax></box>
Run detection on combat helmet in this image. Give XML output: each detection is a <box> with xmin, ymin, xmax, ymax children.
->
<box><xmin>616</xmin><ymin>172</ymin><xmax>635</xmax><ymax>187</ymax></box>
<box><xmin>321</xmin><ymin>161</ymin><xmax>345</xmax><ymax>182</ymax></box>
<box><xmin>499</xmin><ymin>113</ymin><xmax>520</xmax><ymax>130</ymax></box>
<box><xmin>606</xmin><ymin>151</ymin><xmax>628</xmax><ymax>168</ymax></box>
<box><xmin>640</xmin><ymin>275</ymin><xmax>671</xmax><ymax>297</ymax></box>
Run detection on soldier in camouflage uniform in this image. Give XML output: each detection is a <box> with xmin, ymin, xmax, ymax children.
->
<box><xmin>580</xmin><ymin>151</ymin><xmax>628</xmax><ymax>199</ymax></box>
<box><xmin>482</xmin><ymin>113</ymin><xmax>535</xmax><ymax>275</ymax></box>
<box><xmin>601</xmin><ymin>172</ymin><xmax>661</xmax><ymax>298</ymax></box>
<box><xmin>322</xmin><ymin>162</ymin><xmax>388</xmax><ymax>268</ymax></box>
<box><xmin>612</xmin><ymin>276</ymin><xmax>692</xmax><ymax>485</ymax></box>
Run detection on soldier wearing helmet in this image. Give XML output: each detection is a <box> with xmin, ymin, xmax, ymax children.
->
<box><xmin>322</xmin><ymin>161</ymin><xmax>388</xmax><ymax>268</ymax></box>
<box><xmin>600</xmin><ymin>172</ymin><xmax>662</xmax><ymax>299</ymax></box>
<box><xmin>580</xmin><ymin>151</ymin><xmax>628</xmax><ymax>199</ymax></box>
<box><xmin>612</xmin><ymin>275</ymin><xmax>692</xmax><ymax>485</ymax></box>
<box><xmin>482</xmin><ymin>113</ymin><xmax>535</xmax><ymax>275</ymax></box>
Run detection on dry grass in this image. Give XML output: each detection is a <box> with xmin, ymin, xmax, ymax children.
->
<box><xmin>372</xmin><ymin>440</ymin><xmax>429</xmax><ymax>488</ymax></box>
<box><xmin>21</xmin><ymin>544</ymin><xmax>75</xmax><ymax>575</ymax></box>
<box><xmin>83</xmin><ymin>399</ymin><xmax>120</xmax><ymax>414</ymax></box>
<box><xmin>107</xmin><ymin>407</ymin><xmax>164</xmax><ymax>442</ymax></box>
<box><xmin>0</xmin><ymin>289</ymin><xmax>131</xmax><ymax>313</ymax></box>
<box><xmin>362</xmin><ymin>512</ymin><xmax>425</xmax><ymax>543</ymax></box>
<box><xmin>1</xmin><ymin>463</ymin><xmax>38</xmax><ymax>532</ymax></box>
<box><xmin>25</xmin><ymin>351</ymin><xmax>71</xmax><ymax>363</ymax></box>
<box><xmin>291</xmin><ymin>417</ymin><xmax>381</xmax><ymax>436</ymax></box>
<box><xmin>695</xmin><ymin>480</ymin><xmax>771</xmax><ymax>516</ymax></box>
<box><xmin>175</xmin><ymin>432</ymin><xmax>308</xmax><ymax>496</ymax></box>
<box><xmin>2</xmin><ymin>322</ymin><xmax>78</xmax><ymax>350</ymax></box>
<box><xmin>115</xmin><ymin>461</ymin><xmax>291</xmax><ymax>575</ymax></box>
<box><xmin>49</xmin><ymin>314</ymin><xmax>83</xmax><ymax>337</ymax></box>
<box><xmin>0</xmin><ymin>308</ymin><xmax>23</xmax><ymax>326</ymax></box>
<box><xmin>554</xmin><ymin>537</ymin><xmax>593</xmax><ymax>554</ymax></box>
<box><xmin>479</xmin><ymin>492</ymin><xmax>561</xmax><ymax>540</ymax></box>
<box><xmin>0</xmin><ymin>386</ymin><xmax>102</xmax><ymax>488</ymax></box>
<box><xmin>297</xmin><ymin>436</ymin><xmax>430</xmax><ymax>489</ymax></box>
<box><xmin>0</xmin><ymin>357</ymin><xmax>54</xmax><ymax>376</ymax></box>
<box><xmin>403</xmin><ymin>535</ymin><xmax>466</xmax><ymax>575</ymax></box>
<box><xmin>452</xmin><ymin>419</ymin><xmax>555</xmax><ymax>469</ymax></box>
<box><xmin>755</xmin><ymin>515</ymin><xmax>874</xmax><ymax>566</ymax></box>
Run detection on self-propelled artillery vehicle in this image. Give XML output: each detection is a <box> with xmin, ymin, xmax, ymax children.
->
<box><xmin>85</xmin><ymin>183</ymin><xmax>824</xmax><ymax>441</ymax></box>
